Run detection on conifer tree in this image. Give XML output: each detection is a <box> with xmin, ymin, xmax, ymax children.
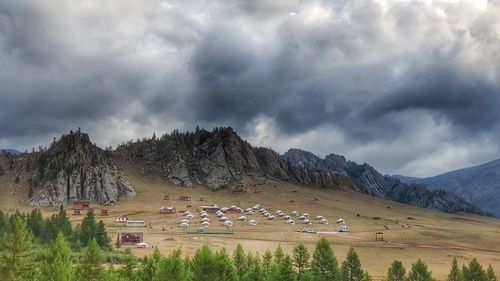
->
<box><xmin>463</xmin><ymin>258</ymin><xmax>488</xmax><ymax>281</ymax></box>
<box><xmin>407</xmin><ymin>259</ymin><xmax>435</xmax><ymax>281</ymax></box>
<box><xmin>192</xmin><ymin>244</ymin><xmax>216</xmax><ymax>281</ymax></box>
<box><xmin>213</xmin><ymin>248</ymin><xmax>237</xmax><ymax>281</ymax></box>
<box><xmin>96</xmin><ymin>220</ymin><xmax>110</xmax><ymax>249</ymax></box>
<box><xmin>447</xmin><ymin>258</ymin><xmax>463</xmax><ymax>281</ymax></box>
<box><xmin>387</xmin><ymin>260</ymin><xmax>406</xmax><ymax>281</ymax></box>
<box><xmin>244</xmin><ymin>253</ymin><xmax>263</xmax><ymax>281</ymax></box>
<box><xmin>487</xmin><ymin>265</ymin><xmax>497</xmax><ymax>281</ymax></box>
<box><xmin>115</xmin><ymin>233</ymin><xmax>121</xmax><ymax>250</ymax></box>
<box><xmin>293</xmin><ymin>244</ymin><xmax>311</xmax><ymax>281</ymax></box>
<box><xmin>77</xmin><ymin>239</ymin><xmax>103</xmax><ymax>281</ymax></box>
<box><xmin>80</xmin><ymin>212</ymin><xmax>98</xmax><ymax>247</ymax></box>
<box><xmin>274</xmin><ymin>244</ymin><xmax>285</xmax><ymax>264</ymax></box>
<box><xmin>41</xmin><ymin>232</ymin><xmax>75</xmax><ymax>281</ymax></box>
<box><xmin>262</xmin><ymin>250</ymin><xmax>274</xmax><ymax>272</ymax></box>
<box><xmin>154</xmin><ymin>249</ymin><xmax>189</xmax><ymax>281</ymax></box>
<box><xmin>233</xmin><ymin>244</ymin><xmax>248</xmax><ymax>280</ymax></box>
<box><xmin>341</xmin><ymin>248</ymin><xmax>364</xmax><ymax>281</ymax></box>
<box><xmin>0</xmin><ymin>216</ymin><xmax>34</xmax><ymax>281</ymax></box>
<box><xmin>275</xmin><ymin>254</ymin><xmax>297</xmax><ymax>281</ymax></box>
<box><xmin>311</xmin><ymin>237</ymin><xmax>339</xmax><ymax>281</ymax></box>
<box><xmin>137</xmin><ymin>248</ymin><xmax>162</xmax><ymax>281</ymax></box>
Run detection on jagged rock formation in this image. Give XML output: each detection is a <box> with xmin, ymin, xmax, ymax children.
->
<box><xmin>29</xmin><ymin>132</ymin><xmax>135</xmax><ymax>207</ymax></box>
<box><xmin>115</xmin><ymin>127</ymin><xmax>289</xmax><ymax>189</ymax></box>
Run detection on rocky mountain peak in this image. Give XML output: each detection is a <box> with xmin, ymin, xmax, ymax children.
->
<box><xmin>29</xmin><ymin>130</ymin><xmax>135</xmax><ymax>207</ymax></box>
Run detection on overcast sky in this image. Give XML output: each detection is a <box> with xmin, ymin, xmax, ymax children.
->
<box><xmin>1</xmin><ymin>0</ymin><xmax>499</xmax><ymax>177</ymax></box>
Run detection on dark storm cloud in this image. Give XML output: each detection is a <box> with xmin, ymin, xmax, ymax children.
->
<box><xmin>367</xmin><ymin>65</ymin><xmax>500</xmax><ymax>134</ymax></box>
<box><xmin>0</xmin><ymin>0</ymin><xmax>499</xmax><ymax>176</ymax></box>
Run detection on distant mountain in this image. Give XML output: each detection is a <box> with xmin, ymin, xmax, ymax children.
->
<box><xmin>0</xmin><ymin>149</ymin><xmax>21</xmax><ymax>156</ymax></box>
<box><xmin>282</xmin><ymin>149</ymin><xmax>481</xmax><ymax>214</ymax></box>
<box><xmin>116</xmin><ymin>127</ymin><xmax>482</xmax><ymax>215</ymax></box>
<box><xmin>400</xmin><ymin>159</ymin><xmax>500</xmax><ymax>217</ymax></box>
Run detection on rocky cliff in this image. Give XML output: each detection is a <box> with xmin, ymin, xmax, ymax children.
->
<box><xmin>115</xmin><ymin>127</ymin><xmax>290</xmax><ymax>189</ymax></box>
<box><xmin>28</xmin><ymin>131</ymin><xmax>135</xmax><ymax>207</ymax></box>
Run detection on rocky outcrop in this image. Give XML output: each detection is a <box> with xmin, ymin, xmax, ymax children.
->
<box><xmin>29</xmin><ymin>131</ymin><xmax>135</xmax><ymax>207</ymax></box>
<box><xmin>115</xmin><ymin>127</ymin><xmax>289</xmax><ymax>189</ymax></box>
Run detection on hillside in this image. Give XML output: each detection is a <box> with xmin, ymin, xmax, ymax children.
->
<box><xmin>115</xmin><ymin>127</ymin><xmax>481</xmax><ymax>215</ymax></box>
<box><xmin>401</xmin><ymin>159</ymin><xmax>500</xmax><ymax>217</ymax></box>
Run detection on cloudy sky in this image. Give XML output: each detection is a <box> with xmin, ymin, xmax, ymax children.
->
<box><xmin>1</xmin><ymin>0</ymin><xmax>499</xmax><ymax>177</ymax></box>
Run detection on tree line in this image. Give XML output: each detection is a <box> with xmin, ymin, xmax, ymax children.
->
<box><xmin>0</xmin><ymin>209</ymin><xmax>497</xmax><ymax>281</ymax></box>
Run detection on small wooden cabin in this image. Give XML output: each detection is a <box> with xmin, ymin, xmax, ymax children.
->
<box><xmin>100</xmin><ymin>209</ymin><xmax>109</xmax><ymax>216</ymax></box>
<box><xmin>179</xmin><ymin>196</ymin><xmax>191</xmax><ymax>201</ymax></box>
<box><xmin>73</xmin><ymin>201</ymin><xmax>90</xmax><ymax>209</ymax></box>
<box><xmin>160</xmin><ymin>206</ymin><xmax>176</xmax><ymax>214</ymax></box>
<box><xmin>73</xmin><ymin>208</ymin><xmax>84</xmax><ymax>216</ymax></box>
<box><xmin>121</xmin><ymin>232</ymin><xmax>144</xmax><ymax>245</ymax></box>
<box><xmin>116</xmin><ymin>215</ymin><xmax>128</xmax><ymax>223</ymax></box>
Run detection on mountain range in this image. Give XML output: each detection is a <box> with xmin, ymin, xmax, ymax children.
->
<box><xmin>397</xmin><ymin>159</ymin><xmax>500</xmax><ymax>217</ymax></box>
<box><xmin>0</xmin><ymin>128</ymin><xmax>483</xmax><ymax>215</ymax></box>
<box><xmin>0</xmin><ymin>149</ymin><xmax>21</xmax><ymax>156</ymax></box>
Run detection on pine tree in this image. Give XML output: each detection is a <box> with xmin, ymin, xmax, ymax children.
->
<box><xmin>26</xmin><ymin>209</ymin><xmax>44</xmax><ymax>238</ymax></box>
<box><xmin>137</xmin><ymin>248</ymin><xmax>162</xmax><ymax>281</ymax></box>
<box><xmin>311</xmin><ymin>237</ymin><xmax>339</xmax><ymax>281</ymax></box>
<box><xmin>119</xmin><ymin>254</ymin><xmax>138</xmax><ymax>280</ymax></box>
<box><xmin>447</xmin><ymin>258</ymin><xmax>463</xmax><ymax>281</ymax></box>
<box><xmin>191</xmin><ymin>244</ymin><xmax>216</xmax><ymax>281</ymax></box>
<box><xmin>262</xmin><ymin>250</ymin><xmax>274</xmax><ymax>272</ymax></box>
<box><xmin>40</xmin><ymin>232</ymin><xmax>75</xmax><ymax>281</ymax></box>
<box><xmin>0</xmin><ymin>216</ymin><xmax>35</xmax><ymax>281</ymax></box>
<box><xmin>487</xmin><ymin>265</ymin><xmax>497</xmax><ymax>281</ymax></box>
<box><xmin>274</xmin><ymin>245</ymin><xmax>285</xmax><ymax>264</ymax></box>
<box><xmin>407</xmin><ymin>259</ymin><xmax>435</xmax><ymax>281</ymax></box>
<box><xmin>96</xmin><ymin>220</ymin><xmax>110</xmax><ymax>249</ymax></box>
<box><xmin>154</xmin><ymin>249</ymin><xmax>189</xmax><ymax>281</ymax></box>
<box><xmin>293</xmin><ymin>244</ymin><xmax>311</xmax><ymax>280</ymax></box>
<box><xmin>275</xmin><ymin>254</ymin><xmax>296</xmax><ymax>281</ymax></box>
<box><xmin>77</xmin><ymin>239</ymin><xmax>103</xmax><ymax>281</ymax></box>
<box><xmin>387</xmin><ymin>260</ymin><xmax>406</xmax><ymax>281</ymax></box>
<box><xmin>463</xmin><ymin>258</ymin><xmax>488</xmax><ymax>281</ymax></box>
<box><xmin>340</xmin><ymin>248</ymin><xmax>364</xmax><ymax>281</ymax></box>
<box><xmin>244</xmin><ymin>253</ymin><xmax>263</xmax><ymax>281</ymax></box>
<box><xmin>80</xmin><ymin>212</ymin><xmax>98</xmax><ymax>247</ymax></box>
<box><xmin>115</xmin><ymin>233</ymin><xmax>121</xmax><ymax>250</ymax></box>
<box><xmin>213</xmin><ymin>248</ymin><xmax>237</xmax><ymax>281</ymax></box>
<box><xmin>233</xmin><ymin>244</ymin><xmax>248</xmax><ymax>280</ymax></box>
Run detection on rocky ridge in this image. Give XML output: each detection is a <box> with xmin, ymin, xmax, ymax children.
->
<box><xmin>116</xmin><ymin>128</ymin><xmax>482</xmax><ymax>214</ymax></box>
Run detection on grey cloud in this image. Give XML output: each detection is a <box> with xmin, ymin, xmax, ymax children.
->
<box><xmin>0</xmin><ymin>0</ymin><xmax>499</xmax><ymax>177</ymax></box>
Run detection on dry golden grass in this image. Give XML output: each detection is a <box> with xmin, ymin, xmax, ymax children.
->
<box><xmin>2</xmin><ymin>170</ymin><xmax>500</xmax><ymax>281</ymax></box>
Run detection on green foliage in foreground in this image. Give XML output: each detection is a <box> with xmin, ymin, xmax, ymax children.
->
<box><xmin>0</xmin><ymin>211</ymin><xmax>498</xmax><ymax>281</ymax></box>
